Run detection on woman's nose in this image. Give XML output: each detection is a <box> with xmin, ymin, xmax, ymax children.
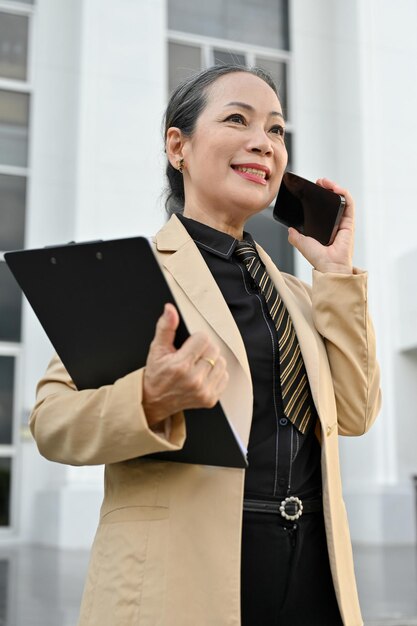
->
<box><xmin>247</xmin><ymin>130</ymin><xmax>273</xmax><ymax>155</ymax></box>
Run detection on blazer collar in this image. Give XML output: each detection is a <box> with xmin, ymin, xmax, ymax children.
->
<box><xmin>155</xmin><ymin>213</ymin><xmax>191</xmax><ymax>252</ymax></box>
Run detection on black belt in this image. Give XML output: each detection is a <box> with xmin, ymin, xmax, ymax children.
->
<box><xmin>243</xmin><ymin>496</ymin><xmax>322</xmax><ymax>521</ymax></box>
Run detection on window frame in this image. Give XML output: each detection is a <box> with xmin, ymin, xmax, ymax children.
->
<box><xmin>0</xmin><ymin>0</ymin><xmax>34</xmax><ymax>536</ymax></box>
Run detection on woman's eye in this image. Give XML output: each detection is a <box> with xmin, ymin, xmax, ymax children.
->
<box><xmin>270</xmin><ymin>124</ymin><xmax>285</xmax><ymax>137</ymax></box>
<box><xmin>225</xmin><ymin>113</ymin><xmax>246</xmax><ymax>124</ymax></box>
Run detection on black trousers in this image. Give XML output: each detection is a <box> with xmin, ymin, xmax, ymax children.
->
<box><xmin>241</xmin><ymin>510</ymin><xmax>344</xmax><ymax>626</ymax></box>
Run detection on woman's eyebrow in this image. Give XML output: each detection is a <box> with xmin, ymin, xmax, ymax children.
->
<box><xmin>224</xmin><ymin>101</ymin><xmax>285</xmax><ymax>120</ymax></box>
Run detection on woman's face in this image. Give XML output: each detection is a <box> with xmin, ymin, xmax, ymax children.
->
<box><xmin>178</xmin><ymin>72</ymin><xmax>288</xmax><ymax>231</ymax></box>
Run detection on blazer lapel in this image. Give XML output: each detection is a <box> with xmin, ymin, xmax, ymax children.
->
<box><xmin>155</xmin><ymin>216</ymin><xmax>252</xmax><ymax>385</ymax></box>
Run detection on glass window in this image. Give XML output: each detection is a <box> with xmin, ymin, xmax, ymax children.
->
<box><xmin>0</xmin><ymin>458</ymin><xmax>11</xmax><ymax>526</ymax></box>
<box><xmin>0</xmin><ymin>357</ymin><xmax>14</xmax><ymax>446</ymax></box>
<box><xmin>0</xmin><ymin>559</ymin><xmax>8</xmax><ymax>615</ymax></box>
<box><xmin>0</xmin><ymin>90</ymin><xmax>30</xmax><ymax>167</ymax></box>
<box><xmin>213</xmin><ymin>49</ymin><xmax>245</xmax><ymax>67</ymax></box>
<box><xmin>256</xmin><ymin>57</ymin><xmax>287</xmax><ymax>117</ymax></box>
<box><xmin>168</xmin><ymin>41</ymin><xmax>201</xmax><ymax>93</ymax></box>
<box><xmin>0</xmin><ymin>263</ymin><xmax>22</xmax><ymax>342</ymax></box>
<box><xmin>168</xmin><ymin>0</ymin><xmax>289</xmax><ymax>51</ymax></box>
<box><xmin>0</xmin><ymin>174</ymin><xmax>26</xmax><ymax>251</ymax></box>
<box><xmin>0</xmin><ymin>12</ymin><xmax>29</xmax><ymax>81</ymax></box>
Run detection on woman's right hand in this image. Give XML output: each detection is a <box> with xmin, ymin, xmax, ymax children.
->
<box><xmin>142</xmin><ymin>303</ymin><xmax>229</xmax><ymax>427</ymax></box>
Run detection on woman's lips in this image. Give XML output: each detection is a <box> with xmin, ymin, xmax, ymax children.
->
<box><xmin>231</xmin><ymin>164</ymin><xmax>269</xmax><ymax>186</ymax></box>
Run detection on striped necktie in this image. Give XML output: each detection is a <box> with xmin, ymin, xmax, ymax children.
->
<box><xmin>234</xmin><ymin>240</ymin><xmax>313</xmax><ymax>434</ymax></box>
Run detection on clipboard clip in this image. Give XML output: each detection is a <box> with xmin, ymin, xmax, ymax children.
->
<box><xmin>44</xmin><ymin>240</ymin><xmax>103</xmax><ymax>248</ymax></box>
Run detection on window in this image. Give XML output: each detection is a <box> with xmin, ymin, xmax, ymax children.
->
<box><xmin>0</xmin><ymin>174</ymin><xmax>26</xmax><ymax>251</ymax></box>
<box><xmin>213</xmin><ymin>49</ymin><xmax>245</xmax><ymax>67</ymax></box>
<box><xmin>0</xmin><ymin>11</ymin><xmax>29</xmax><ymax>81</ymax></box>
<box><xmin>167</xmin><ymin>0</ymin><xmax>294</xmax><ymax>272</ymax></box>
<box><xmin>0</xmin><ymin>263</ymin><xmax>22</xmax><ymax>343</ymax></box>
<box><xmin>168</xmin><ymin>0</ymin><xmax>289</xmax><ymax>50</ymax></box>
<box><xmin>168</xmin><ymin>41</ymin><xmax>201</xmax><ymax>94</ymax></box>
<box><xmin>0</xmin><ymin>0</ymin><xmax>33</xmax><ymax>532</ymax></box>
<box><xmin>0</xmin><ymin>356</ymin><xmax>15</xmax><ymax>528</ymax></box>
<box><xmin>255</xmin><ymin>56</ymin><xmax>287</xmax><ymax>115</ymax></box>
<box><xmin>0</xmin><ymin>458</ymin><xmax>11</xmax><ymax>526</ymax></box>
<box><xmin>0</xmin><ymin>90</ymin><xmax>30</xmax><ymax>167</ymax></box>
<box><xmin>0</xmin><ymin>357</ymin><xmax>14</xmax><ymax>446</ymax></box>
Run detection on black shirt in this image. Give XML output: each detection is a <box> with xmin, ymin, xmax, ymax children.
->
<box><xmin>177</xmin><ymin>214</ymin><xmax>322</xmax><ymax>501</ymax></box>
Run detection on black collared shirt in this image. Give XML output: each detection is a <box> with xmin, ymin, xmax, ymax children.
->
<box><xmin>177</xmin><ymin>214</ymin><xmax>322</xmax><ymax>501</ymax></box>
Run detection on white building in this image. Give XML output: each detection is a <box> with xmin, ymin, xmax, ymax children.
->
<box><xmin>0</xmin><ymin>0</ymin><xmax>416</xmax><ymax>550</ymax></box>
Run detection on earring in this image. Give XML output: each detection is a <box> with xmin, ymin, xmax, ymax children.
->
<box><xmin>177</xmin><ymin>158</ymin><xmax>184</xmax><ymax>174</ymax></box>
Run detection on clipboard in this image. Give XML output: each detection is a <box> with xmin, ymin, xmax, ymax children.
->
<box><xmin>5</xmin><ymin>237</ymin><xmax>248</xmax><ymax>469</ymax></box>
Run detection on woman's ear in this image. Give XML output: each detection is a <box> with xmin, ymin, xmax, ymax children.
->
<box><xmin>166</xmin><ymin>127</ymin><xmax>186</xmax><ymax>170</ymax></box>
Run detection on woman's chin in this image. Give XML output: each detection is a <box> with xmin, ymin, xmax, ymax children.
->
<box><xmin>219</xmin><ymin>204</ymin><xmax>269</xmax><ymax>230</ymax></box>
<box><xmin>234</xmin><ymin>186</ymin><xmax>275</xmax><ymax>211</ymax></box>
<box><xmin>234</xmin><ymin>197</ymin><xmax>272</xmax><ymax>217</ymax></box>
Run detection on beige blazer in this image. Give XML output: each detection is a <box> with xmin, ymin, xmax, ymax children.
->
<box><xmin>30</xmin><ymin>214</ymin><xmax>381</xmax><ymax>626</ymax></box>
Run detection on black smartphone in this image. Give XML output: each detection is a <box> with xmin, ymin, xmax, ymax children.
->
<box><xmin>273</xmin><ymin>172</ymin><xmax>346</xmax><ymax>246</ymax></box>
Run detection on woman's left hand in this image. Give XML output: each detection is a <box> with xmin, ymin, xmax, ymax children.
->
<box><xmin>287</xmin><ymin>178</ymin><xmax>354</xmax><ymax>274</ymax></box>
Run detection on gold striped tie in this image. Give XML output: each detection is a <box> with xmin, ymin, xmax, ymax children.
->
<box><xmin>235</xmin><ymin>240</ymin><xmax>313</xmax><ymax>434</ymax></box>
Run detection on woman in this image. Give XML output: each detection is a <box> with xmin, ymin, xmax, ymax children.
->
<box><xmin>30</xmin><ymin>65</ymin><xmax>381</xmax><ymax>626</ymax></box>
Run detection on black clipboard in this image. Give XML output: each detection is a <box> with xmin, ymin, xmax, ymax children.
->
<box><xmin>5</xmin><ymin>237</ymin><xmax>248</xmax><ymax>469</ymax></box>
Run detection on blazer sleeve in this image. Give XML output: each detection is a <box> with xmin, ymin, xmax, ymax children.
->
<box><xmin>29</xmin><ymin>354</ymin><xmax>186</xmax><ymax>466</ymax></box>
<box><xmin>310</xmin><ymin>268</ymin><xmax>382</xmax><ymax>436</ymax></box>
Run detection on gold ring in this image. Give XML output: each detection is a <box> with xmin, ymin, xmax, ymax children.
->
<box><xmin>202</xmin><ymin>357</ymin><xmax>216</xmax><ymax>368</ymax></box>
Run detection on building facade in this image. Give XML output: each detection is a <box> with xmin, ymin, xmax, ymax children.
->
<box><xmin>0</xmin><ymin>0</ymin><xmax>416</xmax><ymax>549</ymax></box>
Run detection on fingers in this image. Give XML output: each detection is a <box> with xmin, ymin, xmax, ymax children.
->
<box><xmin>146</xmin><ymin>304</ymin><xmax>230</xmax><ymax>422</ymax></box>
<box><xmin>194</xmin><ymin>345</ymin><xmax>221</xmax><ymax>372</ymax></box>
<box><xmin>287</xmin><ymin>226</ymin><xmax>330</xmax><ymax>273</ymax></box>
<box><xmin>206</xmin><ymin>355</ymin><xmax>229</xmax><ymax>395</ymax></box>
<box><xmin>177</xmin><ymin>331</ymin><xmax>215</xmax><ymax>365</ymax></box>
<box><xmin>151</xmin><ymin>303</ymin><xmax>180</xmax><ymax>351</ymax></box>
<box><xmin>187</xmin><ymin>353</ymin><xmax>229</xmax><ymax>409</ymax></box>
<box><xmin>316</xmin><ymin>177</ymin><xmax>355</xmax><ymax>219</ymax></box>
<box><xmin>287</xmin><ymin>226</ymin><xmax>304</xmax><ymax>249</ymax></box>
<box><xmin>316</xmin><ymin>177</ymin><xmax>347</xmax><ymax>196</ymax></box>
<box><xmin>194</xmin><ymin>350</ymin><xmax>227</xmax><ymax>384</ymax></box>
<box><xmin>151</xmin><ymin>306</ymin><xmax>222</xmax><ymax>366</ymax></box>
<box><xmin>288</xmin><ymin>226</ymin><xmax>320</xmax><ymax>256</ymax></box>
<box><xmin>143</xmin><ymin>325</ymin><xmax>229</xmax><ymax>423</ymax></box>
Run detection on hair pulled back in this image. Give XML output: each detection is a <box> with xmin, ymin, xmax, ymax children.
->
<box><xmin>163</xmin><ymin>64</ymin><xmax>278</xmax><ymax>216</ymax></box>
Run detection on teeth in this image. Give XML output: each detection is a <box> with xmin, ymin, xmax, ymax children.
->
<box><xmin>235</xmin><ymin>166</ymin><xmax>267</xmax><ymax>179</ymax></box>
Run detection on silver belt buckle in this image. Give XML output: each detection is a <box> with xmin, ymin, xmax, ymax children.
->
<box><xmin>280</xmin><ymin>496</ymin><xmax>303</xmax><ymax>521</ymax></box>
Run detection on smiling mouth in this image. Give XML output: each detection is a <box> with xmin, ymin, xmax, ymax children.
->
<box><xmin>231</xmin><ymin>164</ymin><xmax>270</xmax><ymax>186</ymax></box>
<box><xmin>232</xmin><ymin>165</ymin><xmax>268</xmax><ymax>180</ymax></box>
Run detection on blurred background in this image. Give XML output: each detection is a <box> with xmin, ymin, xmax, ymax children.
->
<box><xmin>0</xmin><ymin>0</ymin><xmax>416</xmax><ymax>624</ymax></box>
